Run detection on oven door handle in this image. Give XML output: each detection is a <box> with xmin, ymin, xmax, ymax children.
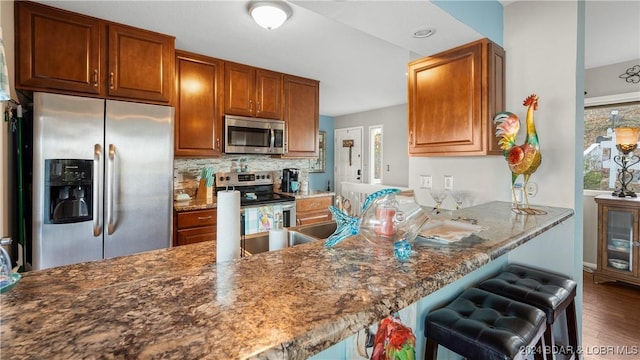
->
<box><xmin>240</xmin><ymin>202</ymin><xmax>296</xmax><ymax>213</ymax></box>
<box><xmin>281</xmin><ymin>203</ymin><xmax>296</xmax><ymax>211</ymax></box>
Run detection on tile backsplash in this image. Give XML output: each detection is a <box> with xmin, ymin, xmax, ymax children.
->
<box><xmin>174</xmin><ymin>155</ymin><xmax>310</xmax><ymax>197</ymax></box>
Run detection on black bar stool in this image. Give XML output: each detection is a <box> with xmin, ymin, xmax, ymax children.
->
<box><xmin>425</xmin><ymin>287</ymin><xmax>547</xmax><ymax>360</ymax></box>
<box><xmin>478</xmin><ymin>264</ymin><xmax>579</xmax><ymax>360</ymax></box>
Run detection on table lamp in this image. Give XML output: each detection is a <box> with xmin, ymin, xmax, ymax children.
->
<box><xmin>612</xmin><ymin>127</ymin><xmax>640</xmax><ymax>197</ymax></box>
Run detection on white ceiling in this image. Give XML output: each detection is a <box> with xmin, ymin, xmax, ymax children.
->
<box><xmin>584</xmin><ymin>0</ymin><xmax>639</xmax><ymax>69</ymax></box>
<box><xmin>37</xmin><ymin>1</ymin><xmax>639</xmax><ymax>117</ymax></box>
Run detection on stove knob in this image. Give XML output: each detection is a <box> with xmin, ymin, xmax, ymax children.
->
<box><xmin>266</xmin><ymin>174</ymin><xmax>270</xmax><ymax>179</ymax></box>
<box><xmin>219</xmin><ymin>176</ymin><xmax>225</xmax><ymax>182</ymax></box>
<box><xmin>225</xmin><ymin>176</ymin><xmax>230</xmax><ymax>181</ymax></box>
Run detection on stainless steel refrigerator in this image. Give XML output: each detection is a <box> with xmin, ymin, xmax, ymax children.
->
<box><xmin>31</xmin><ymin>92</ymin><xmax>174</xmax><ymax>270</ymax></box>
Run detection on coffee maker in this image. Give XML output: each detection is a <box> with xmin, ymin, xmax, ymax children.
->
<box><xmin>281</xmin><ymin>168</ymin><xmax>300</xmax><ymax>193</ymax></box>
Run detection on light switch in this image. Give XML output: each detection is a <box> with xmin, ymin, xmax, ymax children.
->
<box><xmin>420</xmin><ymin>175</ymin><xmax>432</xmax><ymax>189</ymax></box>
<box><xmin>444</xmin><ymin>175</ymin><xmax>453</xmax><ymax>190</ymax></box>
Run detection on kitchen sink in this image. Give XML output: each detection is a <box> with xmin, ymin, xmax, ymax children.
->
<box><xmin>294</xmin><ymin>221</ymin><xmax>337</xmax><ymax>240</ymax></box>
<box><xmin>243</xmin><ymin>230</ymin><xmax>317</xmax><ymax>255</ymax></box>
<box><xmin>242</xmin><ymin>221</ymin><xmax>337</xmax><ymax>255</ymax></box>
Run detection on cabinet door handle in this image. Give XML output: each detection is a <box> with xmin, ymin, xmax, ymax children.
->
<box><xmin>197</xmin><ymin>216</ymin><xmax>212</xmax><ymax>221</ymax></box>
<box><xmin>216</xmin><ymin>138</ymin><xmax>220</xmax><ymax>150</ymax></box>
<box><xmin>109</xmin><ymin>72</ymin><xmax>115</xmax><ymax>89</ymax></box>
<box><xmin>92</xmin><ymin>69</ymin><xmax>98</xmax><ymax>87</ymax></box>
<box><xmin>409</xmin><ymin>131</ymin><xmax>414</xmax><ymax>146</ymax></box>
<box><xmin>249</xmin><ymin>100</ymin><xmax>253</xmax><ymax>112</ymax></box>
<box><xmin>257</xmin><ymin>102</ymin><xmax>262</xmax><ymax>112</ymax></box>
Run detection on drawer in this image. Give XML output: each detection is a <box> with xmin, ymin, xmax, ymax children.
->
<box><xmin>176</xmin><ymin>226</ymin><xmax>216</xmax><ymax>246</ymax></box>
<box><xmin>296</xmin><ymin>210</ymin><xmax>331</xmax><ymax>226</ymax></box>
<box><xmin>177</xmin><ymin>209</ymin><xmax>217</xmax><ymax>229</ymax></box>
<box><xmin>296</xmin><ymin>196</ymin><xmax>333</xmax><ymax>213</ymax></box>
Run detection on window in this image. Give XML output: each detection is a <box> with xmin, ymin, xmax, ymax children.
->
<box><xmin>369</xmin><ymin>126</ymin><xmax>382</xmax><ymax>184</ymax></box>
<box><xmin>584</xmin><ymin>101</ymin><xmax>640</xmax><ymax>191</ymax></box>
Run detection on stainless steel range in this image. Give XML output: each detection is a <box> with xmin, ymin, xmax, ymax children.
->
<box><xmin>215</xmin><ymin>171</ymin><xmax>296</xmax><ymax>235</ymax></box>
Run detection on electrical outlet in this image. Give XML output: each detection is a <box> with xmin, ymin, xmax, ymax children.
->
<box><xmin>444</xmin><ymin>175</ymin><xmax>454</xmax><ymax>190</ymax></box>
<box><xmin>525</xmin><ymin>182</ymin><xmax>538</xmax><ymax>197</ymax></box>
<box><xmin>419</xmin><ymin>175</ymin><xmax>432</xmax><ymax>189</ymax></box>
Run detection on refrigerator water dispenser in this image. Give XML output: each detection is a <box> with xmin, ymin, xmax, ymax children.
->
<box><xmin>45</xmin><ymin>159</ymin><xmax>93</xmax><ymax>224</ymax></box>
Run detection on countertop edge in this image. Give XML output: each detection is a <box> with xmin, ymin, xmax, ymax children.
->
<box><xmin>486</xmin><ymin>209</ymin><xmax>575</xmax><ymax>260</ymax></box>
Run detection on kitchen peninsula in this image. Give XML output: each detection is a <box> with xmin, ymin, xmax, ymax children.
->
<box><xmin>1</xmin><ymin>201</ymin><xmax>573</xmax><ymax>359</ymax></box>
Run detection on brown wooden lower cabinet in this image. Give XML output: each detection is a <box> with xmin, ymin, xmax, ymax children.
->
<box><xmin>176</xmin><ymin>226</ymin><xmax>216</xmax><ymax>246</ymax></box>
<box><xmin>594</xmin><ymin>195</ymin><xmax>640</xmax><ymax>286</ymax></box>
<box><xmin>174</xmin><ymin>209</ymin><xmax>217</xmax><ymax>246</ymax></box>
<box><xmin>296</xmin><ymin>196</ymin><xmax>333</xmax><ymax>226</ymax></box>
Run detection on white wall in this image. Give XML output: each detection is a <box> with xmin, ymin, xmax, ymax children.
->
<box><xmin>334</xmin><ymin>104</ymin><xmax>409</xmax><ymax>187</ymax></box>
<box><xmin>407</xmin><ymin>0</ymin><xmax>582</xmax><ymax>276</ymax></box>
<box><xmin>502</xmin><ymin>0</ymin><xmax>584</xmax><ymax>325</ymax></box>
<box><xmin>407</xmin><ymin>5</ymin><xmax>582</xmax><ymax>214</ymax></box>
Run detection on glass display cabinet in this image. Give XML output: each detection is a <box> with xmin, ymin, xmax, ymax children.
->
<box><xmin>594</xmin><ymin>195</ymin><xmax>640</xmax><ymax>286</ymax></box>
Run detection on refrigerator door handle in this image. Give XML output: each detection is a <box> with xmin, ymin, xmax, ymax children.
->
<box><xmin>93</xmin><ymin>144</ymin><xmax>103</xmax><ymax>236</ymax></box>
<box><xmin>107</xmin><ymin>144</ymin><xmax>116</xmax><ymax>235</ymax></box>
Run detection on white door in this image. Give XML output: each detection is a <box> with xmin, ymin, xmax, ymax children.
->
<box><xmin>334</xmin><ymin>127</ymin><xmax>363</xmax><ymax>197</ymax></box>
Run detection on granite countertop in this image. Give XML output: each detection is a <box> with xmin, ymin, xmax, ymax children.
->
<box><xmin>1</xmin><ymin>201</ymin><xmax>574</xmax><ymax>359</ymax></box>
<box><xmin>174</xmin><ymin>197</ymin><xmax>217</xmax><ymax>212</ymax></box>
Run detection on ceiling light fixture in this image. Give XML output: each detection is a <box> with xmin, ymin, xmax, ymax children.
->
<box><xmin>413</xmin><ymin>27</ymin><xmax>436</xmax><ymax>39</ymax></box>
<box><xmin>249</xmin><ymin>1</ymin><xmax>292</xmax><ymax>30</ymax></box>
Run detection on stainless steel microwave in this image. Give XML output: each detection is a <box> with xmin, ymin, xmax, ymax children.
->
<box><xmin>224</xmin><ymin>115</ymin><xmax>285</xmax><ymax>154</ymax></box>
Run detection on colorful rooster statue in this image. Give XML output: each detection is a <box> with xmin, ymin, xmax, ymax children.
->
<box><xmin>371</xmin><ymin>314</ymin><xmax>416</xmax><ymax>360</ymax></box>
<box><xmin>494</xmin><ymin>94</ymin><xmax>546</xmax><ymax>215</ymax></box>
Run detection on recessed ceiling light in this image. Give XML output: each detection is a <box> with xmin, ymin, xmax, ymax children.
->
<box><xmin>413</xmin><ymin>27</ymin><xmax>436</xmax><ymax>39</ymax></box>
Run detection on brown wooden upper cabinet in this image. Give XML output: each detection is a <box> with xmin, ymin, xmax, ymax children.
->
<box><xmin>15</xmin><ymin>1</ymin><xmax>174</xmax><ymax>104</ymax></box>
<box><xmin>407</xmin><ymin>38</ymin><xmax>505</xmax><ymax>156</ymax></box>
<box><xmin>15</xmin><ymin>1</ymin><xmax>102</xmax><ymax>95</ymax></box>
<box><xmin>224</xmin><ymin>62</ymin><xmax>283</xmax><ymax>119</ymax></box>
<box><xmin>106</xmin><ymin>24</ymin><xmax>174</xmax><ymax>103</ymax></box>
<box><xmin>174</xmin><ymin>50</ymin><xmax>224</xmax><ymax>157</ymax></box>
<box><xmin>283</xmin><ymin>75</ymin><xmax>319</xmax><ymax>158</ymax></box>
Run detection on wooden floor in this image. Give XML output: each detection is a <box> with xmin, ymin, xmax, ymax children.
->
<box><xmin>582</xmin><ymin>270</ymin><xmax>640</xmax><ymax>360</ymax></box>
